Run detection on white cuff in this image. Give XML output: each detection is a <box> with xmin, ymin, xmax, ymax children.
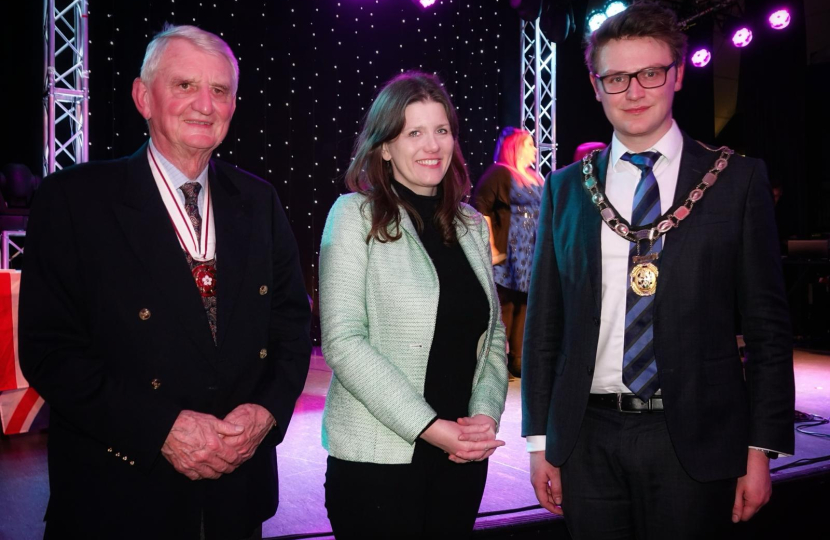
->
<box><xmin>526</xmin><ymin>435</ymin><xmax>546</xmax><ymax>452</ymax></box>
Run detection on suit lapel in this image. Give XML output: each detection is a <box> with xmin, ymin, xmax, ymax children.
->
<box><xmin>210</xmin><ymin>162</ymin><xmax>252</xmax><ymax>351</ymax></box>
<box><xmin>655</xmin><ymin>133</ymin><xmax>713</xmax><ymax>306</ymax></box>
<box><xmin>582</xmin><ymin>147</ymin><xmax>609</xmax><ymax>314</ymax></box>
<box><xmin>112</xmin><ymin>143</ymin><xmax>217</xmax><ymax>361</ymax></box>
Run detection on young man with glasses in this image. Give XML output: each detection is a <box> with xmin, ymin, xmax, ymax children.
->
<box><xmin>521</xmin><ymin>2</ymin><xmax>794</xmax><ymax>538</ymax></box>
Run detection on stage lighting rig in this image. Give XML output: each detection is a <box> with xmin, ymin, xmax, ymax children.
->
<box><xmin>586</xmin><ymin>1</ymin><xmax>629</xmax><ymax>34</ymax></box>
<box><xmin>511</xmin><ymin>1</ymin><xmax>576</xmax><ymax>43</ymax></box>
<box><xmin>411</xmin><ymin>0</ymin><xmax>436</xmax><ymax>10</ymax></box>
<box><xmin>768</xmin><ymin>9</ymin><xmax>791</xmax><ymax>30</ymax></box>
<box><xmin>690</xmin><ymin>48</ymin><xmax>712</xmax><ymax>68</ymax></box>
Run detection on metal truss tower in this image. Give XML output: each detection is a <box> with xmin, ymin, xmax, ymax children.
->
<box><xmin>520</xmin><ymin>18</ymin><xmax>557</xmax><ymax>177</ymax></box>
<box><xmin>44</xmin><ymin>0</ymin><xmax>89</xmax><ymax>176</ymax></box>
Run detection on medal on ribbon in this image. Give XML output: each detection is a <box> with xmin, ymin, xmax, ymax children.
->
<box><xmin>148</xmin><ymin>146</ymin><xmax>218</xmax><ymax>297</ymax></box>
<box><xmin>192</xmin><ymin>264</ymin><xmax>218</xmax><ymax>297</ymax></box>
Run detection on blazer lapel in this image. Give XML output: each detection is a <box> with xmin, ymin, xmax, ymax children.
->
<box><xmin>583</xmin><ymin>147</ymin><xmax>610</xmax><ymax>314</ymax></box>
<box><xmin>112</xmin><ymin>143</ymin><xmax>217</xmax><ymax>361</ymax></box>
<box><xmin>210</xmin><ymin>162</ymin><xmax>252</xmax><ymax>351</ymax></box>
<box><xmin>655</xmin><ymin>133</ymin><xmax>713</xmax><ymax>306</ymax></box>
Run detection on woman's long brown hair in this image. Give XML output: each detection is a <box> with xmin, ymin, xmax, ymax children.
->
<box><xmin>345</xmin><ymin>71</ymin><xmax>470</xmax><ymax>245</ymax></box>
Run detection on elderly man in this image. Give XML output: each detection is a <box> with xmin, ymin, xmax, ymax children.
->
<box><xmin>522</xmin><ymin>3</ymin><xmax>794</xmax><ymax>539</ymax></box>
<box><xmin>19</xmin><ymin>25</ymin><xmax>311</xmax><ymax>540</ymax></box>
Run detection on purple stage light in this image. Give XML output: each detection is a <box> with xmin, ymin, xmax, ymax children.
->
<box><xmin>732</xmin><ymin>27</ymin><xmax>753</xmax><ymax>48</ymax></box>
<box><xmin>420</xmin><ymin>0</ymin><xmax>436</xmax><ymax>8</ymax></box>
<box><xmin>691</xmin><ymin>48</ymin><xmax>712</xmax><ymax>68</ymax></box>
<box><xmin>769</xmin><ymin>9</ymin><xmax>791</xmax><ymax>30</ymax></box>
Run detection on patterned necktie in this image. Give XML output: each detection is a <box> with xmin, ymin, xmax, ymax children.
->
<box><xmin>180</xmin><ymin>182</ymin><xmax>218</xmax><ymax>343</ymax></box>
<box><xmin>619</xmin><ymin>151</ymin><xmax>662</xmax><ymax>400</ymax></box>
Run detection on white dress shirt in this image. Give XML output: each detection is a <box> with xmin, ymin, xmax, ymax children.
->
<box><xmin>526</xmin><ymin>121</ymin><xmax>683</xmax><ymax>451</ymax></box>
<box><xmin>591</xmin><ymin>122</ymin><xmax>683</xmax><ymax>393</ymax></box>
<box><xmin>149</xmin><ymin>139</ymin><xmax>209</xmax><ymax>216</ymax></box>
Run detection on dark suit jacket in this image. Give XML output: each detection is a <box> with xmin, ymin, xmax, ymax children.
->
<box><xmin>521</xmin><ymin>134</ymin><xmax>794</xmax><ymax>482</ymax></box>
<box><xmin>19</xmin><ymin>143</ymin><xmax>312</xmax><ymax>539</ymax></box>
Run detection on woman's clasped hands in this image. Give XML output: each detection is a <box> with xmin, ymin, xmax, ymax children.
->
<box><xmin>420</xmin><ymin>414</ymin><xmax>505</xmax><ymax>464</ymax></box>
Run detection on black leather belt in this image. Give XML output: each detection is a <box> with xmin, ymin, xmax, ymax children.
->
<box><xmin>588</xmin><ymin>393</ymin><xmax>664</xmax><ymax>413</ymax></box>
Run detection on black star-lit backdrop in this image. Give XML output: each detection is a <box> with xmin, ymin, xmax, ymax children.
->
<box><xmin>86</xmin><ymin>0</ymin><xmax>521</xmax><ymax>343</ymax></box>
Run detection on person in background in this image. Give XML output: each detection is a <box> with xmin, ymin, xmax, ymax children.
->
<box><xmin>573</xmin><ymin>141</ymin><xmax>608</xmax><ymax>163</ymax></box>
<box><xmin>318</xmin><ymin>71</ymin><xmax>509</xmax><ymax>539</ymax></box>
<box><xmin>473</xmin><ymin>127</ymin><xmax>545</xmax><ymax>379</ymax></box>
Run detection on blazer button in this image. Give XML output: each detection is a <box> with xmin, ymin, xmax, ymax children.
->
<box><xmin>259</xmin><ymin>348</ymin><xmax>268</xmax><ymax>359</ymax></box>
<box><xmin>150</xmin><ymin>378</ymin><xmax>161</xmax><ymax>390</ymax></box>
<box><xmin>259</xmin><ymin>285</ymin><xmax>268</xmax><ymax>295</ymax></box>
<box><xmin>139</xmin><ymin>308</ymin><xmax>151</xmax><ymax>321</ymax></box>
<box><xmin>115</xmin><ymin>452</ymin><xmax>121</xmax><ymax>457</ymax></box>
<box><xmin>587</xmin><ymin>366</ymin><xmax>595</xmax><ymax>376</ymax></box>
<box><xmin>592</xmin><ymin>317</ymin><xmax>600</xmax><ymax>326</ymax></box>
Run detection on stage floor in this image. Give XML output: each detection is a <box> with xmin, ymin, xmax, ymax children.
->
<box><xmin>1</xmin><ymin>350</ymin><xmax>829</xmax><ymax>539</ymax></box>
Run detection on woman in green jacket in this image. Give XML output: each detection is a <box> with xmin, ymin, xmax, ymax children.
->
<box><xmin>319</xmin><ymin>71</ymin><xmax>509</xmax><ymax>539</ymax></box>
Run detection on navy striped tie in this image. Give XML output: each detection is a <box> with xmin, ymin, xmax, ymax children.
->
<box><xmin>620</xmin><ymin>151</ymin><xmax>662</xmax><ymax>400</ymax></box>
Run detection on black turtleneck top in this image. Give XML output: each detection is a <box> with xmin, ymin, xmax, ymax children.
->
<box><xmin>392</xmin><ymin>180</ymin><xmax>490</xmax><ymax>429</ymax></box>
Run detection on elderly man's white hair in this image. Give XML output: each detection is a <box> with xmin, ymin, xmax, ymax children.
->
<box><xmin>139</xmin><ymin>23</ymin><xmax>239</xmax><ymax>94</ymax></box>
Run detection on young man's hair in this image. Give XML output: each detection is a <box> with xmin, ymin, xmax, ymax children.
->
<box><xmin>584</xmin><ymin>1</ymin><xmax>688</xmax><ymax>73</ymax></box>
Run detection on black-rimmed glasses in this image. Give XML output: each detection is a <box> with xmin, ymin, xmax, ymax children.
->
<box><xmin>594</xmin><ymin>61</ymin><xmax>677</xmax><ymax>95</ymax></box>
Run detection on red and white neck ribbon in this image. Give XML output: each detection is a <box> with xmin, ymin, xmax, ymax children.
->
<box><xmin>147</xmin><ymin>146</ymin><xmax>216</xmax><ymax>262</ymax></box>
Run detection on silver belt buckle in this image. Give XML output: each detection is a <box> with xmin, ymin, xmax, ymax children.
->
<box><xmin>617</xmin><ymin>393</ymin><xmax>642</xmax><ymax>414</ymax></box>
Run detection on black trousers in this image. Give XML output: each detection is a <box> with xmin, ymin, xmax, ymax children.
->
<box><xmin>325</xmin><ymin>441</ymin><xmax>488</xmax><ymax>539</ymax></box>
<box><xmin>560</xmin><ymin>404</ymin><xmax>738</xmax><ymax>540</ymax></box>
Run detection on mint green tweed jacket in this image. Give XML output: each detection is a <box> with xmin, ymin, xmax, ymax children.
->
<box><xmin>319</xmin><ymin>193</ymin><xmax>509</xmax><ymax>464</ymax></box>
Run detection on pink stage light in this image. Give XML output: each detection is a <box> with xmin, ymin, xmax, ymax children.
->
<box><xmin>769</xmin><ymin>9</ymin><xmax>791</xmax><ymax>30</ymax></box>
<box><xmin>420</xmin><ymin>0</ymin><xmax>436</xmax><ymax>7</ymax></box>
<box><xmin>732</xmin><ymin>27</ymin><xmax>753</xmax><ymax>48</ymax></box>
<box><xmin>691</xmin><ymin>48</ymin><xmax>712</xmax><ymax>68</ymax></box>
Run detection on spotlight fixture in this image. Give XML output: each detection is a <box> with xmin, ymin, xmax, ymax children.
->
<box><xmin>731</xmin><ymin>26</ymin><xmax>753</xmax><ymax>48</ymax></box>
<box><xmin>605</xmin><ymin>1</ymin><xmax>628</xmax><ymax>17</ymax></box>
<box><xmin>587</xmin><ymin>11</ymin><xmax>608</xmax><ymax>33</ymax></box>
<box><xmin>586</xmin><ymin>1</ymin><xmax>629</xmax><ymax>34</ymax></box>
<box><xmin>509</xmin><ymin>0</ymin><xmax>542</xmax><ymax>22</ymax></box>
<box><xmin>411</xmin><ymin>0</ymin><xmax>436</xmax><ymax>9</ymax></box>
<box><xmin>690</xmin><ymin>48</ymin><xmax>712</xmax><ymax>68</ymax></box>
<box><xmin>768</xmin><ymin>9</ymin><xmax>791</xmax><ymax>30</ymax></box>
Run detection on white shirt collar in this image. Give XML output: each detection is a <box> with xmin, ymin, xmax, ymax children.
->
<box><xmin>610</xmin><ymin>119</ymin><xmax>683</xmax><ymax>172</ymax></box>
<box><xmin>148</xmin><ymin>139</ymin><xmax>209</xmax><ymax>190</ymax></box>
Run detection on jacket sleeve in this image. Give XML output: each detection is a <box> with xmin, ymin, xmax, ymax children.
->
<box><xmin>472</xmin><ymin>165</ymin><xmax>511</xmax><ymax>255</ymax></box>
<box><xmin>520</xmin><ymin>172</ymin><xmax>565</xmax><ymax>438</ymax></box>
<box><xmin>468</xmin><ymin>215</ymin><xmax>509</xmax><ymax>429</ymax></box>
<box><xmin>251</xmin><ymin>185</ymin><xmax>312</xmax><ymax>447</ymax></box>
<box><xmin>472</xmin><ymin>165</ymin><xmax>505</xmax><ymax>217</ymax></box>
<box><xmin>737</xmin><ymin>159</ymin><xmax>795</xmax><ymax>454</ymax></box>
<box><xmin>318</xmin><ymin>195</ymin><xmax>437</xmax><ymax>444</ymax></box>
<box><xmin>18</xmin><ymin>175</ymin><xmax>182</xmax><ymax>473</ymax></box>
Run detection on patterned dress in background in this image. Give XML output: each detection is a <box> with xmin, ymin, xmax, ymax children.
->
<box><xmin>493</xmin><ymin>178</ymin><xmax>544</xmax><ymax>293</ymax></box>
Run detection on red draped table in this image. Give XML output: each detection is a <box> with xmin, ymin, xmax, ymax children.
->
<box><xmin>0</xmin><ymin>270</ymin><xmax>48</xmax><ymax>434</ymax></box>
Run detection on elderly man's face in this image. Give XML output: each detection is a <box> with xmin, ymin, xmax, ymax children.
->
<box><xmin>132</xmin><ymin>38</ymin><xmax>236</xmax><ymax>165</ymax></box>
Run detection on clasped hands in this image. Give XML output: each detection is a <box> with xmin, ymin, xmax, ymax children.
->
<box><xmin>420</xmin><ymin>414</ymin><xmax>505</xmax><ymax>464</ymax></box>
<box><xmin>161</xmin><ymin>403</ymin><xmax>275</xmax><ymax>480</ymax></box>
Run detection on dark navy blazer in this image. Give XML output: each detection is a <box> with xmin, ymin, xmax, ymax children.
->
<box><xmin>521</xmin><ymin>133</ymin><xmax>794</xmax><ymax>482</ymax></box>
<box><xmin>19</xmin><ymin>143</ymin><xmax>312</xmax><ymax>539</ymax></box>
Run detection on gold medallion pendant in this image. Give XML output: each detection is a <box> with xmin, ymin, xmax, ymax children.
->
<box><xmin>630</xmin><ymin>263</ymin><xmax>659</xmax><ymax>296</ymax></box>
